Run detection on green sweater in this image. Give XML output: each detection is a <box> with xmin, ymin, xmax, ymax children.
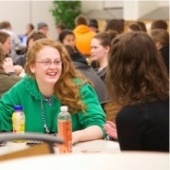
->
<box><xmin>0</xmin><ymin>76</ymin><xmax>106</xmax><ymax>136</ymax></box>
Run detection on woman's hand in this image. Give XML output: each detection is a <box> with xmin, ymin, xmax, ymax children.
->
<box><xmin>2</xmin><ymin>57</ymin><xmax>15</xmax><ymax>73</ymax></box>
<box><xmin>13</xmin><ymin>65</ymin><xmax>24</xmax><ymax>76</ymax></box>
<box><xmin>103</xmin><ymin>121</ymin><xmax>118</xmax><ymax>139</ymax></box>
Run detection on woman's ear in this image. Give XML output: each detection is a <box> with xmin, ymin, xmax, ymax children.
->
<box><xmin>155</xmin><ymin>41</ymin><xmax>162</xmax><ymax>50</ymax></box>
<box><xmin>105</xmin><ymin>46</ymin><xmax>110</xmax><ymax>54</ymax></box>
<box><xmin>29</xmin><ymin>63</ymin><xmax>35</xmax><ymax>73</ymax></box>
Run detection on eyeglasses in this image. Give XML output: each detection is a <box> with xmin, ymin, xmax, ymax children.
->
<box><xmin>36</xmin><ymin>60</ymin><xmax>62</xmax><ymax>67</ymax></box>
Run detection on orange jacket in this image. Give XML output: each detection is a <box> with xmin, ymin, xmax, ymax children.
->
<box><xmin>73</xmin><ymin>25</ymin><xmax>95</xmax><ymax>57</ymax></box>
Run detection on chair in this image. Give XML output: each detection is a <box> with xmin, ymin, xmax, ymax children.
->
<box><xmin>0</xmin><ymin>132</ymin><xmax>63</xmax><ymax>161</ymax></box>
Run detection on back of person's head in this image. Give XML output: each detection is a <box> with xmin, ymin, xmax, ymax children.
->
<box><xmin>149</xmin><ymin>29</ymin><xmax>169</xmax><ymax>47</ymax></box>
<box><xmin>58</xmin><ymin>29</ymin><xmax>75</xmax><ymax>43</ymax></box>
<box><xmin>136</xmin><ymin>21</ymin><xmax>147</xmax><ymax>32</ymax></box>
<box><xmin>26</xmin><ymin>31</ymin><xmax>47</xmax><ymax>48</ymax></box>
<box><xmin>151</xmin><ymin>20</ymin><xmax>168</xmax><ymax>30</ymax></box>
<box><xmin>56</xmin><ymin>23</ymin><xmax>66</xmax><ymax>31</ymax></box>
<box><xmin>127</xmin><ymin>23</ymin><xmax>143</xmax><ymax>32</ymax></box>
<box><xmin>0</xmin><ymin>21</ymin><xmax>11</xmax><ymax>30</ymax></box>
<box><xmin>75</xmin><ymin>15</ymin><xmax>88</xmax><ymax>26</ymax></box>
<box><xmin>0</xmin><ymin>31</ymin><xmax>10</xmax><ymax>44</ymax></box>
<box><xmin>37</xmin><ymin>22</ymin><xmax>48</xmax><ymax>30</ymax></box>
<box><xmin>105</xmin><ymin>19</ymin><xmax>125</xmax><ymax>34</ymax></box>
<box><xmin>106</xmin><ymin>32</ymin><xmax>169</xmax><ymax>105</ymax></box>
<box><xmin>0</xmin><ymin>43</ymin><xmax>5</xmax><ymax>66</ymax></box>
<box><xmin>89</xmin><ymin>19</ymin><xmax>98</xmax><ymax>29</ymax></box>
<box><xmin>93</xmin><ymin>31</ymin><xmax>118</xmax><ymax>47</ymax></box>
<box><xmin>27</xmin><ymin>23</ymin><xmax>34</xmax><ymax>31</ymax></box>
<box><xmin>88</xmin><ymin>19</ymin><xmax>99</xmax><ymax>33</ymax></box>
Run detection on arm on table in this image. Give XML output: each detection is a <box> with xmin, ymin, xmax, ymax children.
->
<box><xmin>72</xmin><ymin>125</ymin><xmax>103</xmax><ymax>145</ymax></box>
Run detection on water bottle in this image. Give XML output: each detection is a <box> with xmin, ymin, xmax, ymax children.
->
<box><xmin>58</xmin><ymin>106</ymin><xmax>72</xmax><ymax>153</ymax></box>
<box><xmin>12</xmin><ymin>105</ymin><xmax>25</xmax><ymax>142</ymax></box>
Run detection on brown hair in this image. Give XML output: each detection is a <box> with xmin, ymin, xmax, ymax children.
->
<box><xmin>106</xmin><ymin>32</ymin><xmax>169</xmax><ymax>106</ymax></box>
<box><xmin>93</xmin><ymin>31</ymin><xmax>118</xmax><ymax>48</ymax></box>
<box><xmin>75</xmin><ymin>15</ymin><xmax>88</xmax><ymax>26</ymax></box>
<box><xmin>151</xmin><ymin>20</ymin><xmax>168</xmax><ymax>30</ymax></box>
<box><xmin>136</xmin><ymin>21</ymin><xmax>147</xmax><ymax>32</ymax></box>
<box><xmin>0</xmin><ymin>21</ymin><xmax>11</xmax><ymax>29</ymax></box>
<box><xmin>26</xmin><ymin>31</ymin><xmax>47</xmax><ymax>47</ymax></box>
<box><xmin>149</xmin><ymin>29</ymin><xmax>169</xmax><ymax>47</ymax></box>
<box><xmin>105</xmin><ymin>19</ymin><xmax>125</xmax><ymax>34</ymax></box>
<box><xmin>25</xmin><ymin>39</ymin><xmax>88</xmax><ymax>113</ymax></box>
<box><xmin>128</xmin><ymin>23</ymin><xmax>142</xmax><ymax>32</ymax></box>
<box><xmin>0</xmin><ymin>31</ymin><xmax>10</xmax><ymax>44</ymax></box>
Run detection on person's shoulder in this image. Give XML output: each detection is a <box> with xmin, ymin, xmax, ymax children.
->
<box><xmin>11</xmin><ymin>75</ymin><xmax>33</xmax><ymax>88</ymax></box>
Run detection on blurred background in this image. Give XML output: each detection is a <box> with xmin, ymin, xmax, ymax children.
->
<box><xmin>0</xmin><ymin>0</ymin><xmax>169</xmax><ymax>38</ymax></box>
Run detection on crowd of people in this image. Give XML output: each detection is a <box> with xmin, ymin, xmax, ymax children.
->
<box><xmin>0</xmin><ymin>17</ymin><xmax>169</xmax><ymax>152</ymax></box>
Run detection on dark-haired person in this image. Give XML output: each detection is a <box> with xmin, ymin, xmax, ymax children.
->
<box><xmin>89</xmin><ymin>19</ymin><xmax>99</xmax><ymax>33</ymax></box>
<box><xmin>105</xmin><ymin>19</ymin><xmax>125</xmax><ymax>34</ymax></box>
<box><xmin>151</xmin><ymin>19</ymin><xmax>168</xmax><ymax>31</ymax></box>
<box><xmin>105</xmin><ymin>32</ymin><xmax>169</xmax><ymax>152</ymax></box>
<box><xmin>127</xmin><ymin>23</ymin><xmax>142</xmax><ymax>32</ymax></box>
<box><xmin>90</xmin><ymin>31</ymin><xmax>118</xmax><ymax>82</ymax></box>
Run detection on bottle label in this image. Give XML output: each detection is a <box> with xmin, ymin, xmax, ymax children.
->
<box><xmin>58</xmin><ymin>120</ymin><xmax>72</xmax><ymax>153</ymax></box>
<box><xmin>12</xmin><ymin>112</ymin><xmax>25</xmax><ymax>143</ymax></box>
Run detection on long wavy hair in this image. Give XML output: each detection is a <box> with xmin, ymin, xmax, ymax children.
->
<box><xmin>106</xmin><ymin>32</ymin><xmax>169</xmax><ymax>107</ymax></box>
<box><xmin>25</xmin><ymin>39</ymin><xmax>88</xmax><ymax>113</ymax></box>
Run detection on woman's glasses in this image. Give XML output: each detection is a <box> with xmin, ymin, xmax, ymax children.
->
<box><xmin>36</xmin><ymin>60</ymin><xmax>62</xmax><ymax>67</ymax></box>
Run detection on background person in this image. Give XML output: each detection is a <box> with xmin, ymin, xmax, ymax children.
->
<box><xmin>0</xmin><ymin>43</ymin><xmax>21</xmax><ymax>98</ymax></box>
<box><xmin>73</xmin><ymin>15</ymin><xmax>96</xmax><ymax>57</ymax></box>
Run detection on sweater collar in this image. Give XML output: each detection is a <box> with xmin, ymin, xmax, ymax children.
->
<box><xmin>23</xmin><ymin>75</ymin><xmax>46</xmax><ymax>100</ymax></box>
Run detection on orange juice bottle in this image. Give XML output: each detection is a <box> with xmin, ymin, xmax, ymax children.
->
<box><xmin>58</xmin><ymin>106</ymin><xmax>72</xmax><ymax>153</ymax></box>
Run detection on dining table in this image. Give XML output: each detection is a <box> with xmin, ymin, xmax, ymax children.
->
<box><xmin>0</xmin><ymin>139</ymin><xmax>120</xmax><ymax>155</ymax></box>
<box><xmin>0</xmin><ymin>140</ymin><xmax>169</xmax><ymax>170</ymax></box>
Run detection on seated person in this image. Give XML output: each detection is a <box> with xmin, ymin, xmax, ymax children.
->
<box><xmin>105</xmin><ymin>32</ymin><xmax>169</xmax><ymax>152</ymax></box>
<box><xmin>0</xmin><ymin>39</ymin><xmax>106</xmax><ymax>145</ymax></box>
<box><xmin>0</xmin><ymin>43</ymin><xmax>21</xmax><ymax>98</ymax></box>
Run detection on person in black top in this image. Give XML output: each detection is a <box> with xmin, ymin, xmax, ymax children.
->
<box><xmin>104</xmin><ymin>32</ymin><xmax>169</xmax><ymax>152</ymax></box>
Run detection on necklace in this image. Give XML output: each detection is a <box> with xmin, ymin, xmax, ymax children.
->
<box><xmin>40</xmin><ymin>97</ymin><xmax>52</xmax><ymax>134</ymax></box>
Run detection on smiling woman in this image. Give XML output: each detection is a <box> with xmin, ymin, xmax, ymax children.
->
<box><xmin>0</xmin><ymin>39</ymin><xmax>106</xmax><ymax>145</ymax></box>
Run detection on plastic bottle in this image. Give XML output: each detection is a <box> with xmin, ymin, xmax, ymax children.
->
<box><xmin>12</xmin><ymin>105</ymin><xmax>25</xmax><ymax>142</ymax></box>
<box><xmin>58</xmin><ymin>106</ymin><xmax>72</xmax><ymax>153</ymax></box>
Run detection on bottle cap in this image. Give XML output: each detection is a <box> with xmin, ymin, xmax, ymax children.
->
<box><xmin>14</xmin><ymin>105</ymin><xmax>22</xmax><ymax>111</ymax></box>
<box><xmin>60</xmin><ymin>106</ymin><xmax>68</xmax><ymax>112</ymax></box>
